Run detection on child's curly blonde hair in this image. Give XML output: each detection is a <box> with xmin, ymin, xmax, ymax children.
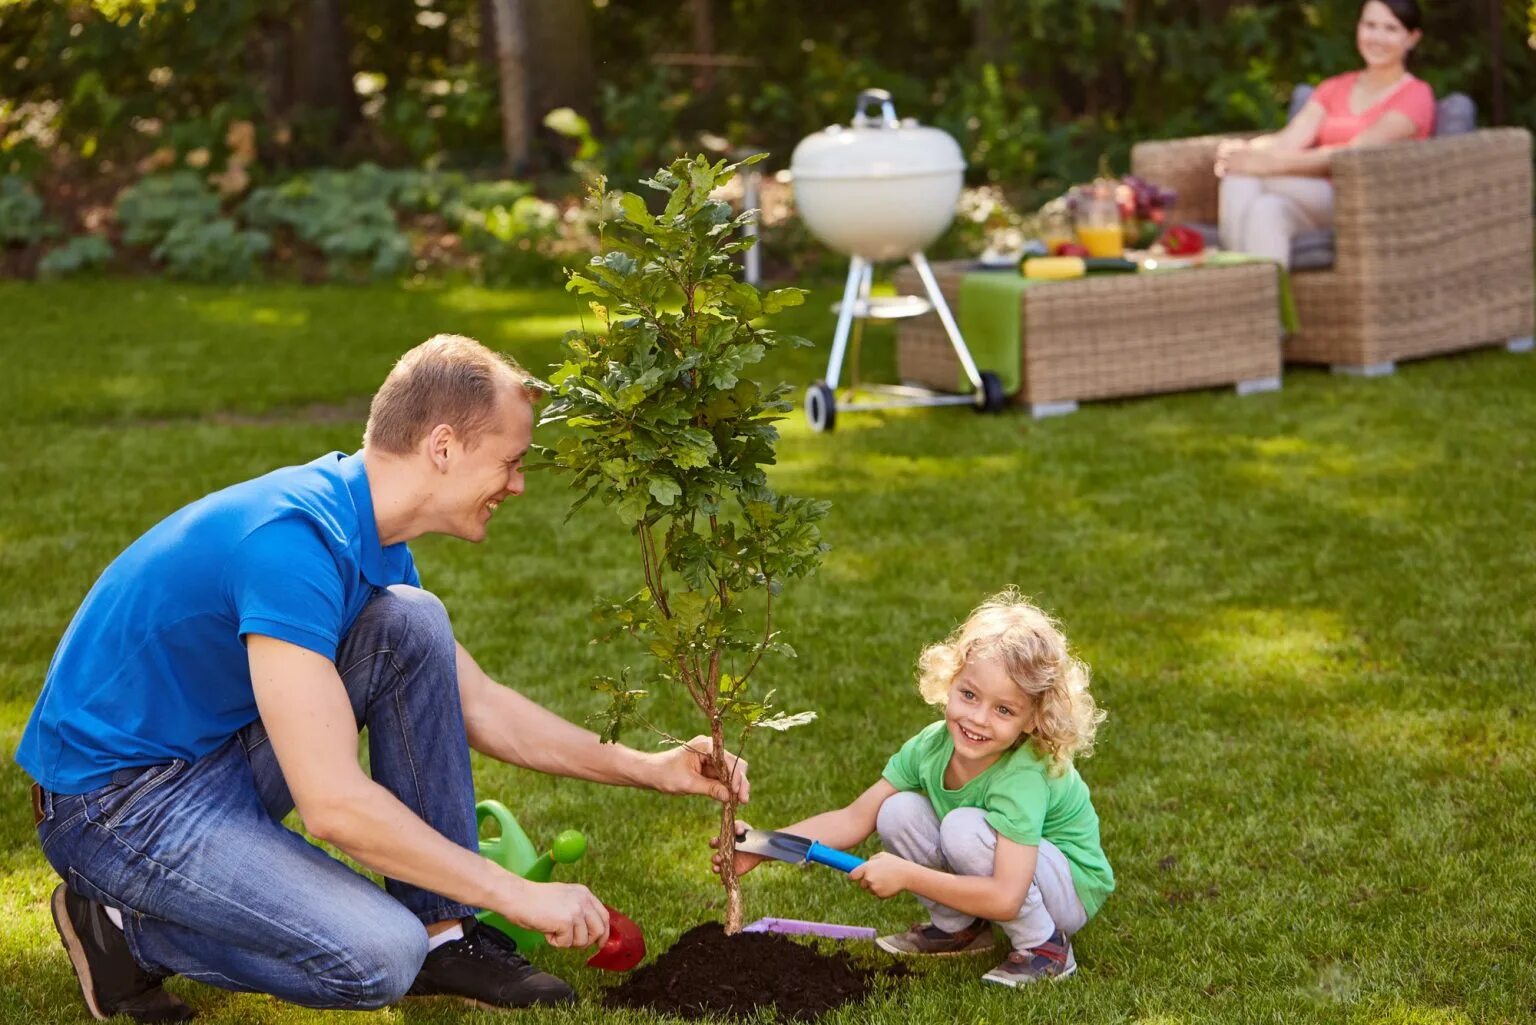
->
<box><xmin>916</xmin><ymin>589</ymin><xmax>1104</xmax><ymax>773</ymax></box>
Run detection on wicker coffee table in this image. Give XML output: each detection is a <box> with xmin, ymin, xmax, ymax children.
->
<box><xmin>892</xmin><ymin>260</ymin><xmax>1283</xmax><ymax>417</ymax></box>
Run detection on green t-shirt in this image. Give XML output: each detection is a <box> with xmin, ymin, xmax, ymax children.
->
<box><xmin>881</xmin><ymin>720</ymin><xmax>1115</xmax><ymax>919</ymax></box>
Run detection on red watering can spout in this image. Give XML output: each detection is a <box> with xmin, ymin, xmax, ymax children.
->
<box><xmin>586</xmin><ymin>905</ymin><xmax>645</xmax><ymax>972</ymax></box>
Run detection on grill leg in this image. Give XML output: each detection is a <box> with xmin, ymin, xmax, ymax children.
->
<box><xmin>847</xmin><ymin>260</ymin><xmax>874</xmax><ymax>393</ymax></box>
<box><xmin>909</xmin><ymin>252</ymin><xmax>983</xmax><ymax>391</ymax></box>
<box><xmin>826</xmin><ymin>257</ymin><xmax>868</xmax><ymax>390</ymax></box>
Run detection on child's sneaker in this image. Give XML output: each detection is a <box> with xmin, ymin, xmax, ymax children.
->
<box><xmin>876</xmin><ymin>918</ymin><xmax>996</xmax><ymax>956</ymax></box>
<box><xmin>981</xmin><ymin>930</ymin><xmax>1077</xmax><ymax>986</ymax></box>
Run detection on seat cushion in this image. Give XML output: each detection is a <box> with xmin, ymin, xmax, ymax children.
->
<box><xmin>1183</xmin><ymin>220</ymin><xmax>1334</xmax><ymax>270</ymax></box>
<box><xmin>1432</xmin><ymin>93</ymin><xmax>1476</xmax><ymax>136</ymax></box>
<box><xmin>1289</xmin><ymin>229</ymin><xmax>1335</xmax><ymax>270</ymax></box>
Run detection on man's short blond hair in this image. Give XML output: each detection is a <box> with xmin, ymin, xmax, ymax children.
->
<box><xmin>363</xmin><ymin>334</ymin><xmax>536</xmax><ymax>455</ymax></box>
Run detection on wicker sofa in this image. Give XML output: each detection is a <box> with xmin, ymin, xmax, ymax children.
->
<box><xmin>1131</xmin><ymin>127</ymin><xmax>1534</xmax><ymax>373</ymax></box>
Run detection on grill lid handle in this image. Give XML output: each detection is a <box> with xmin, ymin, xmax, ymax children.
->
<box><xmin>852</xmin><ymin>88</ymin><xmax>899</xmax><ymax>129</ymax></box>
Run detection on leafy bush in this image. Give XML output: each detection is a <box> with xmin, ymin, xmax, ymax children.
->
<box><xmin>115</xmin><ymin>171</ymin><xmax>269</xmax><ymax>282</ymax></box>
<box><xmin>393</xmin><ymin>170</ymin><xmax>468</xmax><ymax>215</ymax></box>
<box><xmin>931</xmin><ymin>63</ymin><xmax>1090</xmax><ymax>211</ymax></box>
<box><xmin>151</xmin><ymin>218</ymin><xmax>270</xmax><ymax>282</ymax></box>
<box><xmin>38</xmin><ymin>234</ymin><xmax>114</xmax><ymax>278</ymax></box>
<box><xmin>457</xmin><ymin>193</ymin><xmax>563</xmax><ymax>284</ymax></box>
<box><xmin>238</xmin><ymin>164</ymin><xmax>568</xmax><ymax>283</ymax></box>
<box><xmin>116</xmin><ymin>172</ymin><xmax>222</xmax><ymax>247</ymax></box>
<box><xmin>0</xmin><ymin>175</ymin><xmax>54</xmax><ymax>246</ymax></box>
<box><xmin>371</xmin><ymin>62</ymin><xmax>501</xmax><ymax>166</ymax></box>
<box><xmin>395</xmin><ymin>170</ymin><xmax>575</xmax><ymax>282</ymax></box>
<box><xmin>243</xmin><ymin>165</ymin><xmax>414</xmax><ymax>280</ymax></box>
<box><xmin>4</xmin><ymin>0</ymin><xmax>1533</xmax><ymax>222</ymax></box>
<box><xmin>930</xmin><ymin>186</ymin><xmax>1031</xmax><ymax>262</ymax></box>
<box><xmin>440</xmin><ymin>179</ymin><xmax>536</xmax><ymax>220</ymax></box>
<box><xmin>590</xmin><ymin>69</ymin><xmax>691</xmax><ymax>189</ymax></box>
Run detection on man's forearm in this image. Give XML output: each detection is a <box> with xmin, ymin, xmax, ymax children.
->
<box><xmin>461</xmin><ymin>669</ymin><xmax>657</xmax><ymax>788</ymax></box>
<box><xmin>310</xmin><ymin>776</ymin><xmax>523</xmax><ymax>917</ymax></box>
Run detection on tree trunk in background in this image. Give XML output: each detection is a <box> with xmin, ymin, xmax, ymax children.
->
<box><xmin>971</xmin><ymin>0</ymin><xmax>1007</xmax><ymax>66</ymax></box>
<box><xmin>478</xmin><ymin>0</ymin><xmax>498</xmax><ymax>76</ymax></box>
<box><xmin>688</xmin><ymin>0</ymin><xmax>716</xmax><ymax>94</ymax></box>
<box><xmin>489</xmin><ymin>0</ymin><xmax>531</xmax><ymax>172</ymax></box>
<box><xmin>1486</xmin><ymin>0</ymin><xmax>1505</xmax><ymax>124</ymax></box>
<box><xmin>248</xmin><ymin>1</ymin><xmax>357</xmax><ymax>162</ymax></box>
<box><xmin>524</xmin><ymin>0</ymin><xmax>597</xmax><ymax>120</ymax></box>
<box><xmin>250</xmin><ymin>14</ymin><xmax>294</xmax><ymax>133</ymax></box>
<box><xmin>290</xmin><ymin>0</ymin><xmax>359</xmax><ymax>147</ymax></box>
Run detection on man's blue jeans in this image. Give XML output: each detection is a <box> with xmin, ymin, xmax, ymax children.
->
<box><xmin>34</xmin><ymin>586</ymin><xmax>480</xmax><ymax>1010</ymax></box>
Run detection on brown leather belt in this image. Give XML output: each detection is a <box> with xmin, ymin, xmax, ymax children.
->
<box><xmin>31</xmin><ymin>783</ymin><xmax>45</xmax><ymax>827</ymax></box>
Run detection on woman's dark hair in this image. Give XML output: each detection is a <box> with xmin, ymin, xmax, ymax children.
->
<box><xmin>1361</xmin><ymin>0</ymin><xmax>1423</xmax><ymax>32</ymax></box>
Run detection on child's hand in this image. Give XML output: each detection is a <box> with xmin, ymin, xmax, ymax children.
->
<box><xmin>708</xmin><ymin>824</ymin><xmax>769</xmax><ymax>878</ymax></box>
<box><xmin>848</xmin><ymin>852</ymin><xmax>911</xmax><ymax>899</ymax></box>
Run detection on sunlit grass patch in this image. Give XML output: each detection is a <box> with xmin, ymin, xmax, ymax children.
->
<box><xmin>2</xmin><ymin>279</ymin><xmax>1534</xmax><ymax>1023</ymax></box>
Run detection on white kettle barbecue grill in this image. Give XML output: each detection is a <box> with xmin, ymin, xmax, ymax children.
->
<box><xmin>790</xmin><ymin>89</ymin><xmax>1006</xmax><ymax>431</ymax></box>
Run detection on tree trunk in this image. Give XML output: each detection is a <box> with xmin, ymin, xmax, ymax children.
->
<box><xmin>688</xmin><ymin>0</ymin><xmax>716</xmax><ymax>94</ymax></box>
<box><xmin>710</xmin><ymin>725</ymin><xmax>744</xmax><ymax>933</ymax></box>
<box><xmin>246</xmin><ymin>1</ymin><xmax>357</xmax><ymax>162</ymax></box>
<box><xmin>290</xmin><ymin>0</ymin><xmax>359</xmax><ymax>148</ymax></box>
<box><xmin>477</xmin><ymin>0</ymin><xmax>498</xmax><ymax>74</ymax></box>
<box><xmin>249</xmin><ymin>14</ymin><xmax>294</xmax><ymax>154</ymax></box>
<box><xmin>524</xmin><ymin>0</ymin><xmax>597</xmax><ymax>121</ymax></box>
<box><xmin>489</xmin><ymin>0</ymin><xmax>532</xmax><ymax>173</ymax></box>
<box><xmin>1486</xmin><ymin>0</ymin><xmax>1505</xmax><ymax>124</ymax></box>
<box><xmin>971</xmin><ymin>0</ymin><xmax>1006</xmax><ymax>67</ymax></box>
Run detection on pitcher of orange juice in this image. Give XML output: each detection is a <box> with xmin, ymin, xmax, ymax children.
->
<box><xmin>1075</xmin><ymin>179</ymin><xmax>1124</xmax><ymax>258</ymax></box>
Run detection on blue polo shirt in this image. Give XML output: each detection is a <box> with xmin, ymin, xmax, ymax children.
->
<box><xmin>16</xmin><ymin>452</ymin><xmax>420</xmax><ymax>795</ymax></box>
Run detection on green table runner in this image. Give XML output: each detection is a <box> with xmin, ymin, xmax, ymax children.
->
<box><xmin>954</xmin><ymin>255</ymin><xmax>1298</xmax><ymax>394</ymax></box>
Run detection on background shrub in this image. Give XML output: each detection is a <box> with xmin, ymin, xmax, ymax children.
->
<box><xmin>150</xmin><ymin>217</ymin><xmax>270</xmax><ymax>282</ymax></box>
<box><xmin>0</xmin><ymin>175</ymin><xmax>54</xmax><ymax>246</ymax></box>
<box><xmin>37</xmin><ymin>234</ymin><xmax>113</xmax><ymax>278</ymax></box>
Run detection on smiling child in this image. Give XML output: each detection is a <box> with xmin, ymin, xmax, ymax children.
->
<box><xmin>718</xmin><ymin>589</ymin><xmax>1112</xmax><ymax>987</ymax></box>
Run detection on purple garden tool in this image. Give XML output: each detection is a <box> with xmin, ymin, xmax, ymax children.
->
<box><xmin>742</xmin><ymin>918</ymin><xmax>876</xmax><ymax>940</ymax></box>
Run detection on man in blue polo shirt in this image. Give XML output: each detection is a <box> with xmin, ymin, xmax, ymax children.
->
<box><xmin>19</xmin><ymin>334</ymin><xmax>750</xmax><ymax>1021</ymax></box>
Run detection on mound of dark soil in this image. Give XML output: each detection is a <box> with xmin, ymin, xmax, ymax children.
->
<box><xmin>602</xmin><ymin>922</ymin><xmax>900</xmax><ymax>1021</ymax></box>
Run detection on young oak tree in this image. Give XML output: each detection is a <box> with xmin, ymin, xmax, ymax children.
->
<box><xmin>539</xmin><ymin>154</ymin><xmax>829</xmax><ymax>933</ymax></box>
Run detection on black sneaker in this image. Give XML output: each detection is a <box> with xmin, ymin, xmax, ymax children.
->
<box><xmin>49</xmin><ymin>883</ymin><xmax>195</xmax><ymax>1022</ymax></box>
<box><xmin>407</xmin><ymin>918</ymin><xmax>575</xmax><ymax>1009</ymax></box>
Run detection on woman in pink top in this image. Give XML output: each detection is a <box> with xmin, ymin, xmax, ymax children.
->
<box><xmin>1216</xmin><ymin>0</ymin><xmax>1435</xmax><ymax>268</ymax></box>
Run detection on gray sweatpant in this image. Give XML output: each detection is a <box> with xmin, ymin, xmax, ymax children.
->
<box><xmin>876</xmin><ymin>791</ymin><xmax>1087</xmax><ymax>951</ymax></box>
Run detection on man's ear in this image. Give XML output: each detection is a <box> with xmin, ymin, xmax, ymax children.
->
<box><xmin>426</xmin><ymin>423</ymin><xmax>455</xmax><ymax>473</ymax></box>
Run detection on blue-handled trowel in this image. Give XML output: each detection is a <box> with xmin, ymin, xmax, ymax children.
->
<box><xmin>735</xmin><ymin>828</ymin><xmax>866</xmax><ymax>873</ymax></box>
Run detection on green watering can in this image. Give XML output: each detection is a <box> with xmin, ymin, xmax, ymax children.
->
<box><xmin>474</xmin><ymin>800</ymin><xmax>588</xmax><ymax>951</ymax></box>
<box><xmin>474</xmin><ymin>800</ymin><xmax>647</xmax><ymax>971</ymax></box>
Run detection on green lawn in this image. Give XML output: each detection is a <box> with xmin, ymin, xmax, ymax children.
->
<box><xmin>2</xmin><ymin>278</ymin><xmax>1533</xmax><ymax>1025</ymax></box>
